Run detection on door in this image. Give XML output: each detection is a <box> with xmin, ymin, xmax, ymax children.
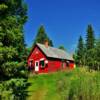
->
<box><xmin>35</xmin><ymin>61</ymin><xmax>39</xmax><ymax>72</ymax></box>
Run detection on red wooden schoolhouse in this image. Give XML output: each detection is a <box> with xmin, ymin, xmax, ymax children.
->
<box><xmin>27</xmin><ymin>41</ymin><xmax>75</xmax><ymax>73</ymax></box>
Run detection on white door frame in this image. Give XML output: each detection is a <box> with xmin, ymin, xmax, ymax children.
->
<box><xmin>35</xmin><ymin>61</ymin><xmax>39</xmax><ymax>72</ymax></box>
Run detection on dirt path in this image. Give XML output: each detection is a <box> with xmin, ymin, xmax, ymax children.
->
<box><xmin>28</xmin><ymin>88</ymin><xmax>48</xmax><ymax>100</ymax></box>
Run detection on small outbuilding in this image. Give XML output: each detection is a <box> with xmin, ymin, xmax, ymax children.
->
<box><xmin>27</xmin><ymin>41</ymin><xmax>75</xmax><ymax>73</ymax></box>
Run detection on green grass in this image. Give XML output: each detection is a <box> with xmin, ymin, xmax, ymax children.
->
<box><xmin>27</xmin><ymin>68</ymin><xmax>100</xmax><ymax>100</ymax></box>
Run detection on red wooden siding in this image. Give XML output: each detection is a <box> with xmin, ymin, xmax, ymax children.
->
<box><xmin>47</xmin><ymin>60</ymin><xmax>62</xmax><ymax>72</ymax></box>
<box><xmin>28</xmin><ymin>46</ymin><xmax>46</xmax><ymax>73</ymax></box>
<box><xmin>27</xmin><ymin>45</ymin><xmax>75</xmax><ymax>73</ymax></box>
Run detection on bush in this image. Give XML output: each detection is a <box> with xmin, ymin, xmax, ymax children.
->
<box><xmin>0</xmin><ymin>78</ymin><xmax>28</xmax><ymax>100</ymax></box>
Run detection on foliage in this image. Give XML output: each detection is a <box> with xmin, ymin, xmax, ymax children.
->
<box><xmin>0</xmin><ymin>0</ymin><xmax>28</xmax><ymax>99</ymax></box>
<box><xmin>33</xmin><ymin>25</ymin><xmax>53</xmax><ymax>46</ymax></box>
<box><xmin>0</xmin><ymin>78</ymin><xmax>28</xmax><ymax>100</ymax></box>
<box><xmin>58</xmin><ymin>45</ymin><xmax>66</xmax><ymax>51</ymax></box>
<box><xmin>75</xmin><ymin>36</ymin><xmax>84</xmax><ymax>66</ymax></box>
<box><xmin>88</xmin><ymin>39</ymin><xmax>100</xmax><ymax>70</ymax></box>
<box><xmin>25</xmin><ymin>47</ymin><xmax>32</xmax><ymax>56</ymax></box>
<box><xmin>86</xmin><ymin>25</ymin><xmax>95</xmax><ymax>50</ymax></box>
<box><xmin>75</xmin><ymin>25</ymin><xmax>100</xmax><ymax>70</ymax></box>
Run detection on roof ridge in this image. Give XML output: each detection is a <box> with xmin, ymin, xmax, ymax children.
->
<box><xmin>36</xmin><ymin>43</ymin><xmax>73</xmax><ymax>60</ymax></box>
<box><xmin>36</xmin><ymin>43</ymin><xmax>67</xmax><ymax>52</ymax></box>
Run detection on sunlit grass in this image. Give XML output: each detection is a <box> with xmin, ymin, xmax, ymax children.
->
<box><xmin>27</xmin><ymin>68</ymin><xmax>100</xmax><ymax>100</ymax></box>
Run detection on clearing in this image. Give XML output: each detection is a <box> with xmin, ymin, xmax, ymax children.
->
<box><xmin>27</xmin><ymin>68</ymin><xmax>100</xmax><ymax>100</ymax></box>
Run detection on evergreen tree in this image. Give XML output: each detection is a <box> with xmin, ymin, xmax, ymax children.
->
<box><xmin>58</xmin><ymin>45</ymin><xmax>66</xmax><ymax>51</ymax></box>
<box><xmin>85</xmin><ymin>25</ymin><xmax>96</xmax><ymax>70</ymax></box>
<box><xmin>75</xmin><ymin>36</ymin><xmax>84</xmax><ymax>66</ymax></box>
<box><xmin>0</xmin><ymin>0</ymin><xmax>28</xmax><ymax>99</ymax></box>
<box><xmin>85</xmin><ymin>39</ymin><xmax>100</xmax><ymax>70</ymax></box>
<box><xmin>34</xmin><ymin>25</ymin><xmax>53</xmax><ymax>46</ymax></box>
<box><xmin>75</xmin><ymin>25</ymin><xmax>99</xmax><ymax>70</ymax></box>
<box><xmin>49</xmin><ymin>39</ymin><xmax>53</xmax><ymax>47</ymax></box>
<box><xmin>86</xmin><ymin>25</ymin><xmax>95</xmax><ymax>50</ymax></box>
<box><xmin>94</xmin><ymin>38</ymin><xmax>100</xmax><ymax>70</ymax></box>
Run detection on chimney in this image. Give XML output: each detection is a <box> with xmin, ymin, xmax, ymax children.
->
<box><xmin>44</xmin><ymin>39</ymin><xmax>49</xmax><ymax>48</ymax></box>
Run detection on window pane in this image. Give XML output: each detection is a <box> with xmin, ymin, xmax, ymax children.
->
<box><xmin>40</xmin><ymin>60</ymin><xmax>44</xmax><ymax>67</ymax></box>
<box><xmin>36</xmin><ymin>62</ymin><xmax>38</xmax><ymax>66</ymax></box>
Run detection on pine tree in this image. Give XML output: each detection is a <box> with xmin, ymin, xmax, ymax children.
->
<box><xmin>34</xmin><ymin>25</ymin><xmax>53</xmax><ymax>46</ymax></box>
<box><xmin>86</xmin><ymin>25</ymin><xmax>95</xmax><ymax>50</ymax></box>
<box><xmin>85</xmin><ymin>25</ymin><xmax>95</xmax><ymax>69</ymax></box>
<box><xmin>94</xmin><ymin>38</ymin><xmax>100</xmax><ymax>70</ymax></box>
<box><xmin>89</xmin><ymin>38</ymin><xmax>100</xmax><ymax>70</ymax></box>
<box><xmin>76</xmin><ymin>36</ymin><xmax>84</xmax><ymax>66</ymax></box>
<box><xmin>75</xmin><ymin>25</ymin><xmax>99</xmax><ymax>70</ymax></box>
<box><xmin>0</xmin><ymin>0</ymin><xmax>28</xmax><ymax>99</ymax></box>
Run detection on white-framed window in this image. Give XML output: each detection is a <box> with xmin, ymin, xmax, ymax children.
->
<box><xmin>40</xmin><ymin>58</ymin><xmax>45</xmax><ymax>68</ymax></box>
<box><xmin>40</xmin><ymin>60</ymin><xmax>45</xmax><ymax>68</ymax></box>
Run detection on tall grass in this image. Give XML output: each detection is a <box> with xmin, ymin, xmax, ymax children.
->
<box><xmin>27</xmin><ymin>68</ymin><xmax>100</xmax><ymax>100</ymax></box>
<box><xmin>57</xmin><ymin>68</ymin><xmax>100</xmax><ymax>100</ymax></box>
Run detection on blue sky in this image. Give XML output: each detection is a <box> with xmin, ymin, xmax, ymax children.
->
<box><xmin>24</xmin><ymin>0</ymin><xmax>100</xmax><ymax>52</ymax></box>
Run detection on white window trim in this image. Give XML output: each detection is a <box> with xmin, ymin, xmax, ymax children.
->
<box><xmin>40</xmin><ymin>58</ymin><xmax>45</xmax><ymax>61</ymax></box>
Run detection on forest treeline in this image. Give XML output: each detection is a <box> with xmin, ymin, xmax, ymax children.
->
<box><xmin>74</xmin><ymin>25</ymin><xmax>100</xmax><ymax>71</ymax></box>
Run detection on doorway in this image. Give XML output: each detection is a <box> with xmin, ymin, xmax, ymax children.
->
<box><xmin>35</xmin><ymin>61</ymin><xmax>39</xmax><ymax>72</ymax></box>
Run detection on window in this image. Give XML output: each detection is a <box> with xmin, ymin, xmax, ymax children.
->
<box><xmin>40</xmin><ymin>60</ymin><xmax>45</xmax><ymax>68</ymax></box>
<box><xmin>36</xmin><ymin>62</ymin><xmax>38</xmax><ymax>66</ymax></box>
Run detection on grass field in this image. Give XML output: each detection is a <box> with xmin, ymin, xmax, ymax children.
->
<box><xmin>27</xmin><ymin>68</ymin><xmax>100</xmax><ymax>100</ymax></box>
